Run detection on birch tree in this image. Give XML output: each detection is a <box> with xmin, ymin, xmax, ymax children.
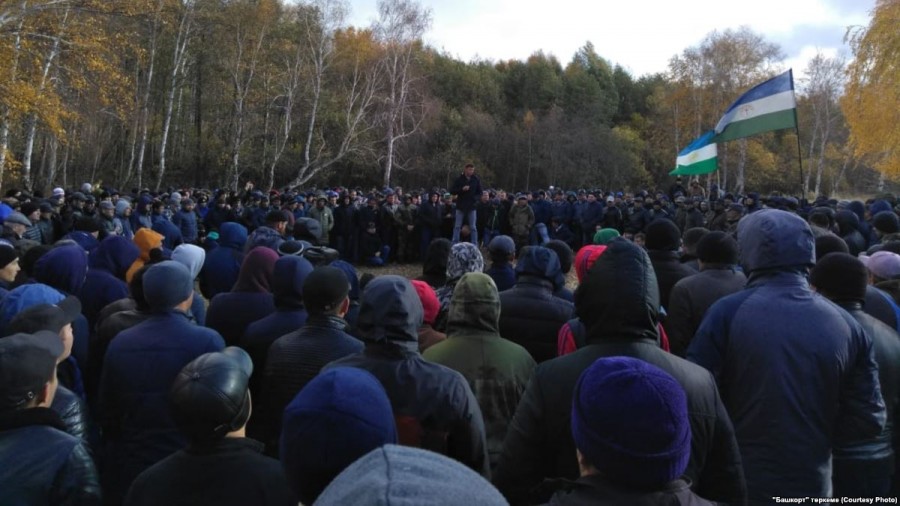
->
<box><xmin>372</xmin><ymin>0</ymin><xmax>430</xmax><ymax>187</ymax></box>
<box><xmin>155</xmin><ymin>0</ymin><xmax>194</xmax><ymax>190</ymax></box>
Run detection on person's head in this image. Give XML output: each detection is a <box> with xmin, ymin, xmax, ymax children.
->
<box><xmin>170</xmin><ymin>347</ymin><xmax>253</xmax><ymax>445</ymax></box>
<box><xmin>573</xmin><ymin>245</ymin><xmax>608</xmax><ymax>283</ymax></box>
<box><xmin>593</xmin><ymin>228</ymin><xmax>620</xmax><ymax>245</ymax></box>
<box><xmin>303</xmin><ymin>266</ymin><xmax>351</xmax><ymax>317</ymax></box>
<box><xmin>545</xmin><ymin>240</ymin><xmax>574</xmax><ymax>275</ymax></box>
<box><xmin>480</xmin><ymin>191</ymin><xmax>489</xmax><ymax>203</ymax></box>
<box><xmin>737</xmin><ymin>209</ymin><xmax>815</xmax><ymax>275</ymax></box>
<box><xmin>695</xmin><ymin>231</ymin><xmax>739</xmax><ymax>269</ymax></box>
<box><xmin>143</xmin><ymin>261</ymin><xmax>194</xmax><ymax>312</ymax></box>
<box><xmin>181</xmin><ymin>198</ymin><xmax>195</xmax><ymax>213</ymax></box>
<box><xmin>872</xmin><ymin>211</ymin><xmax>900</xmax><ymax>238</ymax></box>
<box><xmin>574</xmin><ymin>239</ymin><xmax>659</xmax><ymax>340</ymax></box>
<box><xmin>313</xmin><ymin>445</ymin><xmax>507</xmax><ymax>506</ymax></box>
<box><xmin>280</xmin><ymin>368</ymin><xmax>398</xmax><ymax>505</ymax></box>
<box><xmin>445</xmin><ymin>242</ymin><xmax>484</xmax><ymax>281</ymax></box>
<box><xmin>0</xmin><ymin>244</ymin><xmax>20</xmax><ymax>284</ymax></box>
<box><xmin>270</xmin><ymin>255</ymin><xmax>314</xmax><ymax>309</ymax></box>
<box><xmin>6</xmin><ymin>297</ymin><xmax>81</xmax><ymax>362</ymax></box>
<box><xmin>266</xmin><ymin>210</ymin><xmax>289</xmax><ymax>235</ymax></box>
<box><xmin>21</xmin><ymin>202</ymin><xmax>40</xmax><ymax>222</ymax></box>
<box><xmin>0</xmin><ymin>331</ymin><xmax>63</xmax><ymax>413</ymax></box>
<box><xmin>810</xmin><ymin>253</ymin><xmax>868</xmax><ymax>304</ymax></box>
<box><xmin>356</xmin><ymin>275</ymin><xmax>423</xmax><ymax>346</ymax></box>
<box><xmin>487</xmin><ymin>235</ymin><xmax>515</xmax><ymax>265</ymax></box>
<box><xmin>410</xmin><ymin>280</ymin><xmax>439</xmax><ymax>328</ymax></box>
<box><xmin>515</xmin><ymin>246</ymin><xmax>563</xmax><ymax>291</ymax></box>
<box><xmin>571</xmin><ymin>356</ymin><xmax>690</xmax><ymax>489</ymax></box>
<box><xmin>366</xmin><ymin>221</ymin><xmax>377</xmax><ymax>234</ymax></box>
<box><xmin>587</xmin><ymin>193</ymin><xmax>597</xmax><ymax>204</ymax></box>
<box><xmin>681</xmin><ymin>227</ymin><xmax>708</xmax><ymax>258</ymax></box>
<box><xmin>99</xmin><ymin>201</ymin><xmax>115</xmax><ymax>218</ymax></box>
<box><xmin>463</xmin><ymin>163</ymin><xmax>474</xmax><ymax>177</ymax></box>
<box><xmin>814</xmin><ymin>234</ymin><xmax>849</xmax><ymax>262</ymax></box>
<box><xmin>447</xmin><ymin>272</ymin><xmax>500</xmax><ymax>334</ymax></box>
<box><xmin>4</xmin><ymin>212</ymin><xmax>29</xmax><ymax>237</ymax></box>
<box><xmin>516</xmin><ymin>194</ymin><xmax>528</xmax><ymax>206</ymax></box>
<box><xmin>860</xmin><ymin>250</ymin><xmax>900</xmax><ymax>284</ymax></box>
<box><xmin>633</xmin><ymin>232</ymin><xmax>646</xmax><ymax>248</ymax></box>
<box><xmin>233</xmin><ymin>247</ymin><xmax>278</xmax><ymax>293</ymax></box>
<box><xmin>644</xmin><ymin>219</ymin><xmax>681</xmax><ymax>252</ymax></box>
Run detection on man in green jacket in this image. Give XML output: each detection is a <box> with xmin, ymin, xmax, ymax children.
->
<box><xmin>424</xmin><ymin>272</ymin><xmax>536</xmax><ymax>471</ymax></box>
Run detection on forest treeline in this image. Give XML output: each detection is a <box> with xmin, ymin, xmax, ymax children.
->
<box><xmin>0</xmin><ymin>0</ymin><xmax>896</xmax><ymax>196</ymax></box>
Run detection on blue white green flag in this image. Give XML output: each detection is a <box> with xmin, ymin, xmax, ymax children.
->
<box><xmin>714</xmin><ymin>69</ymin><xmax>797</xmax><ymax>142</ymax></box>
<box><xmin>670</xmin><ymin>130</ymin><xmax>717</xmax><ymax>176</ymax></box>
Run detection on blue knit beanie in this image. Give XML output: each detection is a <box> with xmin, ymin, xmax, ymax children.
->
<box><xmin>571</xmin><ymin>356</ymin><xmax>691</xmax><ymax>489</ymax></box>
<box><xmin>143</xmin><ymin>261</ymin><xmax>193</xmax><ymax>310</ymax></box>
<box><xmin>515</xmin><ymin>246</ymin><xmax>562</xmax><ymax>286</ymax></box>
<box><xmin>280</xmin><ymin>367</ymin><xmax>397</xmax><ymax>505</ymax></box>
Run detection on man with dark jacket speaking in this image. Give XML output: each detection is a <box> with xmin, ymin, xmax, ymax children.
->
<box><xmin>450</xmin><ymin>163</ymin><xmax>482</xmax><ymax>245</ymax></box>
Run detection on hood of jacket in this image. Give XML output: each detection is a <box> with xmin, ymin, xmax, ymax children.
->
<box><xmin>357</xmin><ymin>275</ymin><xmax>422</xmax><ymax>347</ymax></box>
<box><xmin>330</xmin><ymin>260</ymin><xmax>360</xmax><ymax>300</ymax></box>
<box><xmin>446</xmin><ymin>272</ymin><xmax>500</xmax><ymax>336</ymax></box>
<box><xmin>737</xmin><ymin>209</ymin><xmax>815</xmax><ymax>274</ymax></box>
<box><xmin>171</xmin><ymin>244</ymin><xmax>206</xmax><ymax>280</ymax></box>
<box><xmin>34</xmin><ymin>245</ymin><xmax>89</xmax><ymax>295</ymax></box>
<box><xmin>151</xmin><ymin>219</ymin><xmax>183</xmax><ymax>250</ymax></box>
<box><xmin>574</xmin><ymin>238</ymin><xmax>659</xmax><ymax>342</ymax></box>
<box><xmin>89</xmin><ymin>235</ymin><xmax>140</xmax><ymax>280</ymax></box>
<box><xmin>232</xmin><ymin>246</ymin><xmax>278</xmax><ymax>293</ymax></box>
<box><xmin>835</xmin><ymin>210</ymin><xmax>861</xmax><ymax>236</ymax></box>
<box><xmin>133</xmin><ymin>228</ymin><xmax>164</xmax><ymax>262</ymax></box>
<box><xmin>63</xmin><ymin>231</ymin><xmax>99</xmax><ymax>253</ymax></box>
<box><xmin>219</xmin><ymin>222</ymin><xmax>249</xmax><ymax>250</ymax></box>
<box><xmin>515</xmin><ymin>245</ymin><xmax>564</xmax><ymax>290</ymax></box>
<box><xmin>272</xmin><ymin>255</ymin><xmax>313</xmax><ymax>308</ymax></box>
<box><xmin>244</xmin><ymin>226</ymin><xmax>284</xmax><ymax>254</ymax></box>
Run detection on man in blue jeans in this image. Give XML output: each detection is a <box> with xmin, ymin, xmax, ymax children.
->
<box><xmin>450</xmin><ymin>163</ymin><xmax>482</xmax><ymax>245</ymax></box>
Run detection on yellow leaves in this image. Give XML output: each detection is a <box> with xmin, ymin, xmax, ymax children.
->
<box><xmin>843</xmin><ymin>0</ymin><xmax>900</xmax><ymax>176</ymax></box>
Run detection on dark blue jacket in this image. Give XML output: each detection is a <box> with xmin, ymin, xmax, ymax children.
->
<box><xmin>531</xmin><ymin>199</ymin><xmax>552</xmax><ymax>226</ymax></box>
<box><xmin>580</xmin><ymin>201</ymin><xmax>604</xmax><ymax>236</ymax></box>
<box><xmin>550</xmin><ymin>200</ymin><xmax>573</xmax><ymax>225</ymax></box>
<box><xmin>485</xmin><ymin>263</ymin><xmax>516</xmax><ymax>293</ymax></box>
<box><xmin>171</xmin><ymin>209</ymin><xmax>199</xmax><ymax>243</ymax></box>
<box><xmin>0</xmin><ymin>408</ymin><xmax>101</xmax><ymax>506</ymax></box>
<box><xmin>206</xmin><ymin>292</ymin><xmax>275</xmax><ymax>347</ymax></box>
<box><xmin>80</xmin><ymin>236</ymin><xmax>140</xmax><ymax>329</ymax></box>
<box><xmin>687</xmin><ymin>210</ymin><xmax>886</xmax><ymax>502</ymax></box>
<box><xmin>100</xmin><ymin>310</ymin><xmax>225</xmax><ymax>503</ymax></box>
<box><xmin>200</xmin><ymin>222</ymin><xmax>247</xmax><ymax>299</ymax></box>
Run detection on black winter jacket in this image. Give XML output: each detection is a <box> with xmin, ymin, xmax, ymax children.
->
<box><xmin>646</xmin><ymin>249</ymin><xmax>697</xmax><ymax>311</ymax></box>
<box><xmin>325</xmin><ymin>275</ymin><xmax>490</xmax><ymax>478</ymax></box>
<box><xmin>0</xmin><ymin>407</ymin><xmax>101</xmax><ymax>505</ymax></box>
<box><xmin>450</xmin><ymin>173</ymin><xmax>482</xmax><ymax>213</ymax></box>
<box><xmin>124</xmin><ymin>438</ymin><xmax>294</xmax><ymax>506</ymax></box>
<box><xmin>494</xmin><ymin>239</ymin><xmax>745</xmax><ymax>506</ymax></box>
<box><xmin>51</xmin><ymin>385</ymin><xmax>94</xmax><ymax>447</ymax></box>
<box><xmin>259</xmin><ymin>315</ymin><xmax>363</xmax><ymax>454</ymax></box>
<box><xmin>498</xmin><ymin>275</ymin><xmax>574</xmax><ymax>363</ymax></box>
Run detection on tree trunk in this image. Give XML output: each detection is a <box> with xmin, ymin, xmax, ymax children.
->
<box><xmin>157</xmin><ymin>3</ymin><xmax>193</xmax><ymax>191</ymax></box>
<box><xmin>22</xmin><ymin>7</ymin><xmax>69</xmax><ymax>190</ymax></box>
<box><xmin>383</xmin><ymin>121</ymin><xmax>394</xmax><ymax>187</ymax></box>
<box><xmin>735</xmin><ymin>139</ymin><xmax>747</xmax><ymax>195</ymax></box>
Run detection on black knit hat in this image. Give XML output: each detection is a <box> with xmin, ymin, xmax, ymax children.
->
<box><xmin>814</xmin><ymin>235</ymin><xmax>849</xmax><ymax>262</ymax></box>
<box><xmin>644</xmin><ymin>220</ymin><xmax>681</xmax><ymax>251</ymax></box>
<box><xmin>873</xmin><ymin>211</ymin><xmax>900</xmax><ymax>234</ymax></box>
<box><xmin>809</xmin><ymin>252</ymin><xmax>868</xmax><ymax>303</ymax></box>
<box><xmin>695</xmin><ymin>231</ymin><xmax>739</xmax><ymax>265</ymax></box>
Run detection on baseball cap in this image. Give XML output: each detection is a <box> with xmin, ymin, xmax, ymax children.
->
<box><xmin>0</xmin><ymin>331</ymin><xmax>64</xmax><ymax>411</ymax></box>
<box><xmin>6</xmin><ymin>296</ymin><xmax>82</xmax><ymax>335</ymax></box>
<box><xmin>860</xmin><ymin>250</ymin><xmax>900</xmax><ymax>280</ymax></box>
<box><xmin>303</xmin><ymin>266</ymin><xmax>350</xmax><ymax>314</ymax></box>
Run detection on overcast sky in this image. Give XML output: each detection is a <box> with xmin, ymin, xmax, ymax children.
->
<box><xmin>346</xmin><ymin>0</ymin><xmax>875</xmax><ymax>79</ymax></box>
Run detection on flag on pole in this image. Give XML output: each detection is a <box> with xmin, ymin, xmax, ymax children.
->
<box><xmin>714</xmin><ymin>69</ymin><xmax>797</xmax><ymax>142</ymax></box>
<box><xmin>670</xmin><ymin>130</ymin><xmax>717</xmax><ymax>176</ymax></box>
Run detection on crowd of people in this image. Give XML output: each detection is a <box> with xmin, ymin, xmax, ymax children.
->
<box><xmin>1</xmin><ymin>166</ymin><xmax>900</xmax><ymax>505</ymax></box>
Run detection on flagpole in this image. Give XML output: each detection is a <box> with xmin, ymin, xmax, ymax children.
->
<box><xmin>789</xmin><ymin>69</ymin><xmax>804</xmax><ymax>198</ymax></box>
